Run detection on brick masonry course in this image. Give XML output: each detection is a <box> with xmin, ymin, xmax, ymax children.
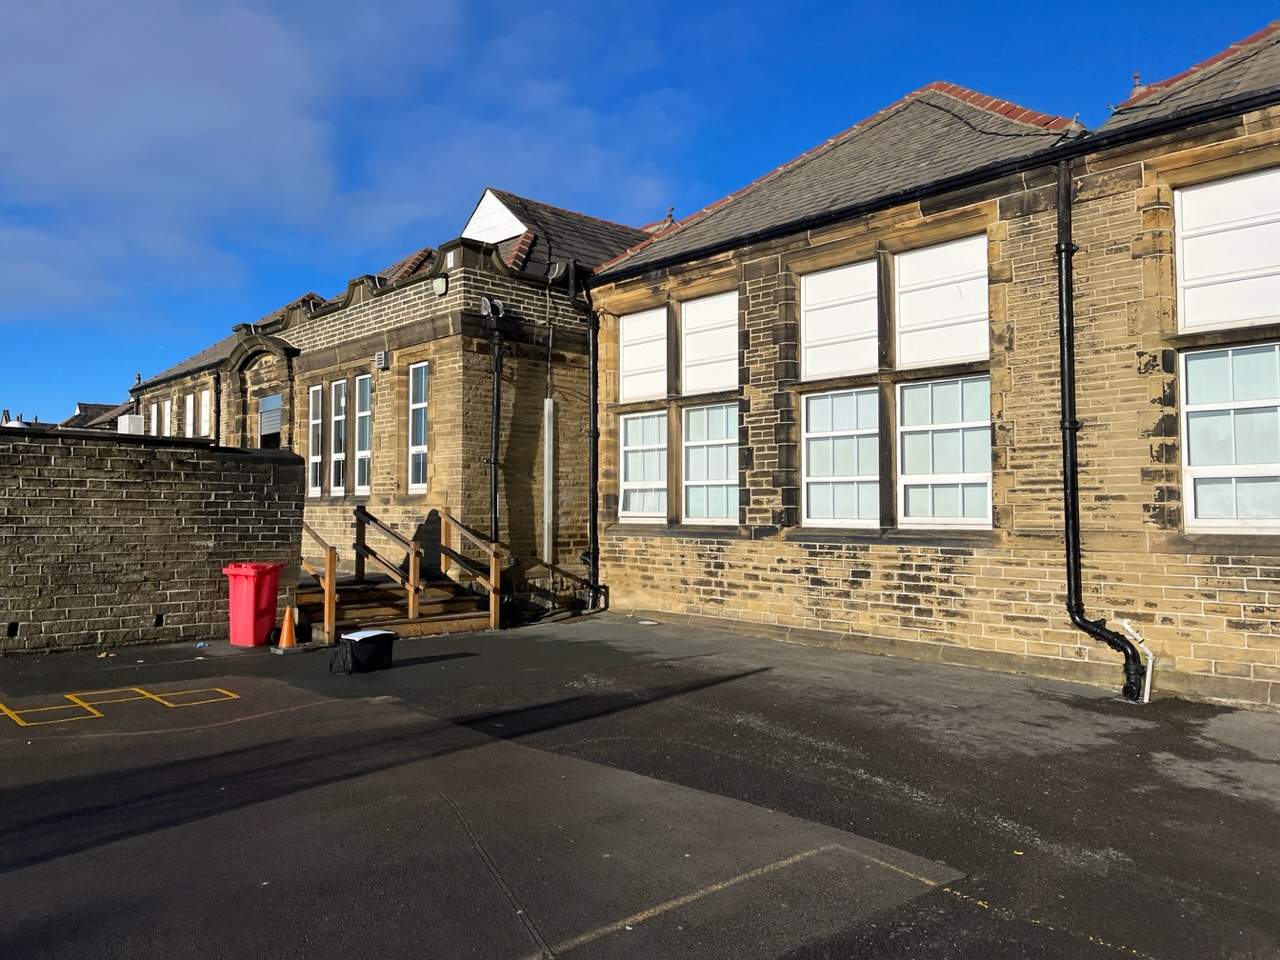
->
<box><xmin>0</xmin><ymin>428</ymin><xmax>304</xmax><ymax>653</ymax></box>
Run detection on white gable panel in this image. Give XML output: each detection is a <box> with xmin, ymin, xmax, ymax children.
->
<box><xmin>895</xmin><ymin>235</ymin><xmax>989</xmax><ymax>367</ymax></box>
<box><xmin>896</xmin><ymin>235</ymin><xmax>986</xmax><ymax>288</ymax></box>
<box><xmin>1183</xmin><ymin>274</ymin><xmax>1280</xmax><ymax>330</ymax></box>
<box><xmin>461</xmin><ymin>190</ymin><xmax>527</xmax><ymax>244</ymax></box>
<box><xmin>897</xmin><ymin>276</ymin><xmax>988</xmax><ymax>331</ymax></box>
<box><xmin>619</xmin><ymin>307</ymin><xmax>667</xmax><ymax>402</ymax></box>
<box><xmin>1177</xmin><ymin>167</ymin><xmax>1280</xmax><ymax>232</ymax></box>
<box><xmin>804</xmin><ymin>337</ymin><xmax>878</xmax><ymax>380</ymax></box>
<box><xmin>1177</xmin><ymin>168</ymin><xmax>1280</xmax><ymax>332</ymax></box>
<box><xmin>683</xmin><ymin>291</ymin><xmax>737</xmax><ymax>331</ymax></box>
<box><xmin>804</xmin><ymin>260</ymin><xmax>877</xmax><ymax>307</ymax></box>
<box><xmin>899</xmin><ymin>320</ymin><xmax>989</xmax><ymax>369</ymax></box>
<box><xmin>800</xmin><ymin>260</ymin><xmax>878</xmax><ymax>380</ymax></box>
<box><xmin>682</xmin><ymin>292</ymin><xmax>738</xmax><ymax>394</ymax></box>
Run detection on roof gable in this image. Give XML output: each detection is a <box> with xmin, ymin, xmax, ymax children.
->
<box><xmin>595</xmin><ymin>83</ymin><xmax>1075</xmax><ymax>279</ymax></box>
<box><xmin>461</xmin><ymin>189</ymin><xmax>527</xmax><ymax>244</ymax></box>
<box><xmin>473</xmin><ymin>188</ymin><xmax>650</xmax><ymax>276</ymax></box>
<box><xmin>1100</xmin><ymin>22</ymin><xmax>1280</xmax><ymax>131</ymax></box>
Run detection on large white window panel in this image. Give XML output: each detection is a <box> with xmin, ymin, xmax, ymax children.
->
<box><xmin>801</xmin><ymin>260</ymin><xmax>878</xmax><ymax>380</ymax></box>
<box><xmin>330</xmin><ymin>381</ymin><xmax>347</xmax><ymax>495</ymax></box>
<box><xmin>355</xmin><ymin>374</ymin><xmax>372</xmax><ymax>494</ymax></box>
<box><xmin>897</xmin><ymin>375</ymin><xmax>991</xmax><ymax>528</ymax></box>
<box><xmin>683</xmin><ymin>403</ymin><xmax>738</xmax><ymax>523</ymax></box>
<box><xmin>681</xmin><ymin>291</ymin><xmax>738</xmax><ymax>394</ymax></box>
<box><xmin>1182</xmin><ymin>342</ymin><xmax>1280</xmax><ymax>530</ymax></box>
<box><xmin>802</xmin><ymin>388</ymin><xmax>879</xmax><ymax>527</ymax></box>
<box><xmin>619</xmin><ymin>411</ymin><xmax>667</xmax><ymax>521</ymax></box>
<box><xmin>408</xmin><ymin>362</ymin><xmax>429</xmax><ymax>492</ymax></box>
<box><xmin>895</xmin><ymin>235</ymin><xmax>989</xmax><ymax>367</ymax></box>
<box><xmin>1176</xmin><ymin>167</ymin><xmax>1280</xmax><ymax>332</ymax></box>
<box><xmin>199</xmin><ymin>389</ymin><xmax>211</xmax><ymax>437</ymax></box>
<box><xmin>307</xmin><ymin>386</ymin><xmax>323</xmax><ymax>496</ymax></box>
<box><xmin>619</xmin><ymin>307</ymin><xmax>667</xmax><ymax>402</ymax></box>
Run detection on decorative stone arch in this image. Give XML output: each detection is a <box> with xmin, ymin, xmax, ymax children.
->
<box><xmin>220</xmin><ymin>332</ymin><xmax>299</xmax><ymax>449</ymax></box>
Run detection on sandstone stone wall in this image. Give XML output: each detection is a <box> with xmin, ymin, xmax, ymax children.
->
<box><xmin>590</xmin><ymin>105</ymin><xmax>1280</xmax><ymax>707</ymax></box>
<box><xmin>0</xmin><ymin>428</ymin><xmax>304</xmax><ymax>653</ymax></box>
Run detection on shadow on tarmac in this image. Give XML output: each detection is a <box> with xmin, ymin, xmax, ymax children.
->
<box><xmin>0</xmin><ymin>666</ymin><xmax>769</xmax><ymax>875</ymax></box>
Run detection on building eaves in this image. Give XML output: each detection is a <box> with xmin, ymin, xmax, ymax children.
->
<box><xmin>1100</xmin><ymin>22</ymin><xmax>1280</xmax><ymax>131</ymax></box>
<box><xmin>486</xmin><ymin>189</ymin><xmax>650</xmax><ymax>274</ymax></box>
<box><xmin>593</xmin><ymin>82</ymin><xmax>1076</xmax><ymax>282</ymax></box>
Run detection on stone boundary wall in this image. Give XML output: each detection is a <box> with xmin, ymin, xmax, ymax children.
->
<box><xmin>0</xmin><ymin>427</ymin><xmax>304</xmax><ymax>653</ymax></box>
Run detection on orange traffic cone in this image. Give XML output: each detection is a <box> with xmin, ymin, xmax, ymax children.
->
<box><xmin>271</xmin><ymin>606</ymin><xmax>304</xmax><ymax>655</ymax></box>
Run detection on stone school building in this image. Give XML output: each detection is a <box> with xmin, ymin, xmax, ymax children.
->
<box><xmin>108</xmin><ymin>22</ymin><xmax>1280</xmax><ymax>704</ymax></box>
<box><xmin>129</xmin><ymin>189</ymin><xmax>649</xmax><ymax>626</ymax></box>
<box><xmin>587</xmin><ymin>24</ymin><xmax>1280</xmax><ymax>707</ymax></box>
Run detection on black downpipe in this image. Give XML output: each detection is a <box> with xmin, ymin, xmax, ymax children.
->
<box><xmin>585</xmin><ymin>286</ymin><xmax>602</xmax><ymax>608</ymax></box>
<box><xmin>1056</xmin><ymin>159</ymin><xmax>1145</xmax><ymax>702</ymax></box>
<box><xmin>489</xmin><ymin>321</ymin><xmax>503</xmax><ymax>544</ymax></box>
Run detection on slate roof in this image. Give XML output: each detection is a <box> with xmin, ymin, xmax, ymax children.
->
<box><xmin>84</xmin><ymin>400</ymin><xmax>134</xmax><ymax>428</ymax></box>
<box><xmin>136</xmin><ymin>332</ymin><xmax>240</xmax><ymax>390</ymax></box>
<box><xmin>59</xmin><ymin>402</ymin><xmax>120</xmax><ymax>428</ymax></box>
<box><xmin>595</xmin><ymin>82</ymin><xmax>1078</xmax><ymax>280</ymax></box>
<box><xmin>136</xmin><ymin>293</ymin><xmax>322</xmax><ymax>390</ymax></box>
<box><xmin>1100</xmin><ymin>22</ymin><xmax>1280</xmax><ymax>132</ymax></box>
<box><xmin>486</xmin><ymin>189</ymin><xmax>650</xmax><ymax>276</ymax></box>
<box><xmin>375</xmin><ymin>246</ymin><xmax>436</xmax><ymax>285</ymax></box>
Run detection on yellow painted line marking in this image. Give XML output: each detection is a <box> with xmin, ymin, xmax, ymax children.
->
<box><xmin>0</xmin><ymin>686</ymin><xmax>241</xmax><ymax>728</ymax></box>
<box><xmin>1</xmin><ymin>698</ymin><xmax>338</xmax><ymax>742</ymax></box>
<box><xmin>942</xmin><ymin>887</ymin><xmax>1159</xmax><ymax>959</ymax></box>
<box><xmin>149</xmin><ymin>688</ymin><xmax>240</xmax><ymax>707</ymax></box>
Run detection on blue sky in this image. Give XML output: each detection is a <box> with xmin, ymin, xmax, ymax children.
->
<box><xmin>2</xmin><ymin>1</ymin><xmax>1274</xmax><ymax>421</ymax></box>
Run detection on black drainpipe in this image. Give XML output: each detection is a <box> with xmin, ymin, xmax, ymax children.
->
<box><xmin>489</xmin><ymin>318</ymin><xmax>504</xmax><ymax>544</ymax></box>
<box><xmin>1056</xmin><ymin>159</ymin><xmax>1145</xmax><ymax>702</ymax></box>
<box><xmin>582</xmin><ymin>278</ymin><xmax>602</xmax><ymax>608</ymax></box>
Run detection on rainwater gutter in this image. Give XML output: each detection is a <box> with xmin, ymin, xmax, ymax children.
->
<box><xmin>1055</xmin><ymin>159</ymin><xmax>1146</xmax><ymax>703</ymax></box>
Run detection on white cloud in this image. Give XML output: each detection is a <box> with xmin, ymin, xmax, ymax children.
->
<box><xmin>0</xmin><ymin>0</ymin><xmax>688</xmax><ymax>324</ymax></box>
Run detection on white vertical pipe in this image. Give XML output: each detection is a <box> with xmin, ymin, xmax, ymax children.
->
<box><xmin>543</xmin><ymin>397</ymin><xmax>555</xmax><ymax>564</ymax></box>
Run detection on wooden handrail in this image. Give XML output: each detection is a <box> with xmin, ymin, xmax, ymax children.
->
<box><xmin>353</xmin><ymin>505</ymin><xmax>502</xmax><ymax>631</ymax></box>
<box><xmin>439</xmin><ymin>512</ymin><xmax>501</xmax><ymax>560</ymax></box>
<box><xmin>300</xmin><ymin>523</ymin><xmax>337</xmax><ymax>646</ymax></box>
<box><xmin>353</xmin><ymin>506</ymin><xmax>414</xmax><ymax>552</ymax></box>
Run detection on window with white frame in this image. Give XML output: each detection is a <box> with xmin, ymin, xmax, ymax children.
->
<box><xmin>149</xmin><ymin>403</ymin><xmax>158</xmax><ymax>436</ymax></box>
<box><xmin>258</xmin><ymin>393</ymin><xmax>283</xmax><ymax>449</ymax></box>
<box><xmin>619</xmin><ymin>411</ymin><xmax>667</xmax><ymax>520</ymax></box>
<box><xmin>801</xmin><ymin>260</ymin><xmax>878</xmax><ymax>380</ymax></box>
<box><xmin>683</xmin><ymin>403</ymin><xmax>738</xmax><ymax>523</ymax></box>
<box><xmin>802</xmin><ymin>388</ymin><xmax>880</xmax><ymax>526</ymax></box>
<box><xmin>184</xmin><ymin>394</ymin><xmax>194</xmax><ymax>438</ymax></box>
<box><xmin>1182</xmin><ymin>343</ymin><xmax>1280</xmax><ymax>530</ymax></box>
<box><xmin>161</xmin><ymin>399</ymin><xmax>172</xmax><ymax>437</ymax></box>
<box><xmin>895</xmin><ymin>235</ymin><xmax>989</xmax><ymax>368</ymax></box>
<box><xmin>681</xmin><ymin>291</ymin><xmax>738</xmax><ymax>394</ymax></box>
<box><xmin>199</xmin><ymin>389</ymin><xmax>211</xmax><ymax>437</ymax></box>
<box><xmin>897</xmin><ymin>375</ymin><xmax>991</xmax><ymax>526</ymax></box>
<box><xmin>307</xmin><ymin>385</ymin><xmax>323</xmax><ymax>496</ymax></box>
<box><xmin>355</xmin><ymin>374</ymin><xmax>372</xmax><ymax>494</ymax></box>
<box><xmin>331</xmin><ymin>381</ymin><xmax>347</xmax><ymax>495</ymax></box>
<box><xmin>1175</xmin><ymin>167</ymin><xmax>1280</xmax><ymax>333</ymax></box>
<box><xmin>619</xmin><ymin>307</ymin><xmax>667</xmax><ymax>402</ymax></box>
<box><xmin>408</xmin><ymin>362</ymin><xmax>428</xmax><ymax>492</ymax></box>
